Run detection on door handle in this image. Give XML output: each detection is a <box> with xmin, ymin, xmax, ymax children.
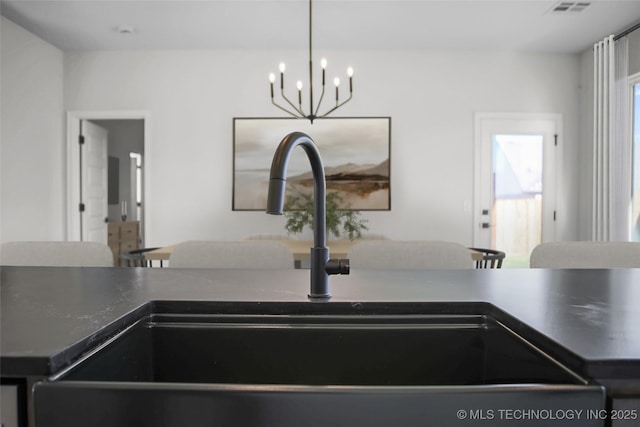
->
<box><xmin>481</xmin><ymin>222</ymin><xmax>491</xmax><ymax>229</ymax></box>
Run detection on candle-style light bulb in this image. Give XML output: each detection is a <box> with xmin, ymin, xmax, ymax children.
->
<box><xmin>279</xmin><ymin>62</ymin><xmax>285</xmax><ymax>89</ymax></box>
<box><xmin>347</xmin><ymin>67</ymin><xmax>353</xmax><ymax>93</ymax></box>
<box><xmin>334</xmin><ymin>77</ymin><xmax>340</xmax><ymax>102</ymax></box>
<box><xmin>269</xmin><ymin>73</ymin><xmax>275</xmax><ymax>98</ymax></box>
<box><xmin>347</xmin><ymin>66</ymin><xmax>354</xmax><ymax>77</ymax></box>
<box><xmin>321</xmin><ymin>58</ymin><xmax>327</xmax><ymax>85</ymax></box>
<box><xmin>297</xmin><ymin>80</ymin><xmax>303</xmax><ymax>105</ymax></box>
<box><xmin>297</xmin><ymin>81</ymin><xmax>303</xmax><ymax>90</ymax></box>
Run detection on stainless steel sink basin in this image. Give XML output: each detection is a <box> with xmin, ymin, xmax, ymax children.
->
<box><xmin>34</xmin><ymin>302</ymin><xmax>605</xmax><ymax>427</ymax></box>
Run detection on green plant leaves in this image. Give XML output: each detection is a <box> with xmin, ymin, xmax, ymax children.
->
<box><xmin>283</xmin><ymin>191</ymin><xmax>368</xmax><ymax>240</ymax></box>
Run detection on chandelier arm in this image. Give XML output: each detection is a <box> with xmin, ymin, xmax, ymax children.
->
<box><xmin>281</xmin><ymin>89</ymin><xmax>306</xmax><ymax>116</ymax></box>
<box><xmin>316</xmin><ymin>92</ymin><xmax>353</xmax><ymax>118</ymax></box>
<box><xmin>313</xmin><ymin>85</ymin><xmax>326</xmax><ymax>117</ymax></box>
<box><xmin>271</xmin><ymin>99</ymin><xmax>304</xmax><ymax>118</ymax></box>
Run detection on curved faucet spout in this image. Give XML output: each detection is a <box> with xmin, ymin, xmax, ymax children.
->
<box><xmin>266</xmin><ymin>132</ymin><xmax>327</xmax><ymax>247</ymax></box>
<box><xmin>266</xmin><ymin>132</ymin><xmax>349</xmax><ymax>299</ymax></box>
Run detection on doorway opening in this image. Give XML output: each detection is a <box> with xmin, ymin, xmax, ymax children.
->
<box><xmin>474</xmin><ymin>114</ymin><xmax>559</xmax><ymax>268</ymax></box>
<box><xmin>91</xmin><ymin>120</ymin><xmax>145</xmax><ymax>234</ymax></box>
<box><xmin>66</xmin><ymin>112</ymin><xmax>149</xmax><ymax>247</ymax></box>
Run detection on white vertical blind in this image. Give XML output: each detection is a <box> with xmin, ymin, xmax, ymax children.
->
<box><xmin>592</xmin><ymin>35</ymin><xmax>630</xmax><ymax>241</ymax></box>
<box><xmin>613</xmin><ymin>37</ymin><xmax>631</xmax><ymax>240</ymax></box>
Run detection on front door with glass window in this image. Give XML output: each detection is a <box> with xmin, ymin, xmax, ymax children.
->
<box><xmin>474</xmin><ymin>114</ymin><xmax>559</xmax><ymax>267</ymax></box>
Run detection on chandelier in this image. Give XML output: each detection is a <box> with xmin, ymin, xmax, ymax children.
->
<box><xmin>269</xmin><ymin>0</ymin><xmax>353</xmax><ymax>124</ymax></box>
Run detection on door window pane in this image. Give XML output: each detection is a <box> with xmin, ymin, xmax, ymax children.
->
<box><xmin>492</xmin><ymin>134</ymin><xmax>543</xmax><ymax>267</ymax></box>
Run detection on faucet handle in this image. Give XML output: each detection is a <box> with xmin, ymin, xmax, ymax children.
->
<box><xmin>326</xmin><ymin>258</ymin><xmax>350</xmax><ymax>275</ymax></box>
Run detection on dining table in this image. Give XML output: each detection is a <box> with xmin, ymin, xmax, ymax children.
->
<box><xmin>144</xmin><ymin>240</ymin><xmax>485</xmax><ymax>269</ymax></box>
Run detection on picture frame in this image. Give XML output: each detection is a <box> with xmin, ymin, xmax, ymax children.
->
<box><xmin>233</xmin><ymin>117</ymin><xmax>391</xmax><ymax>211</ymax></box>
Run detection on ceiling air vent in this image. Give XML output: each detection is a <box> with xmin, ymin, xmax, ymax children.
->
<box><xmin>551</xmin><ymin>2</ymin><xmax>591</xmax><ymax>13</ymax></box>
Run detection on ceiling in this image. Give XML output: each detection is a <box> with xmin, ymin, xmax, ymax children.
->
<box><xmin>1</xmin><ymin>0</ymin><xmax>639</xmax><ymax>54</ymax></box>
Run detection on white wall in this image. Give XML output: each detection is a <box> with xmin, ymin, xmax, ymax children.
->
<box><xmin>0</xmin><ymin>17</ymin><xmax>65</xmax><ymax>242</ymax></box>
<box><xmin>64</xmin><ymin>49</ymin><xmax>582</xmax><ymax>247</ymax></box>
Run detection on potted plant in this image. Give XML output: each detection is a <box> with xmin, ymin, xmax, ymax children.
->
<box><xmin>283</xmin><ymin>192</ymin><xmax>368</xmax><ymax>241</ymax></box>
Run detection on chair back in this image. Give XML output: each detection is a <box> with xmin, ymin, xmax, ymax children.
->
<box><xmin>530</xmin><ymin>241</ymin><xmax>640</xmax><ymax>268</ymax></box>
<box><xmin>469</xmin><ymin>247</ymin><xmax>506</xmax><ymax>268</ymax></box>
<box><xmin>169</xmin><ymin>240</ymin><xmax>294</xmax><ymax>269</ymax></box>
<box><xmin>348</xmin><ymin>240</ymin><xmax>473</xmax><ymax>269</ymax></box>
<box><xmin>0</xmin><ymin>241</ymin><xmax>114</xmax><ymax>267</ymax></box>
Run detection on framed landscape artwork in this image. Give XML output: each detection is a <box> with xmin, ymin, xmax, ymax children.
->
<box><xmin>233</xmin><ymin>117</ymin><xmax>391</xmax><ymax>211</ymax></box>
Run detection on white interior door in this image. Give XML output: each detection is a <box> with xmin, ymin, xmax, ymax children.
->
<box><xmin>474</xmin><ymin>114</ymin><xmax>559</xmax><ymax>266</ymax></box>
<box><xmin>81</xmin><ymin>121</ymin><xmax>109</xmax><ymax>243</ymax></box>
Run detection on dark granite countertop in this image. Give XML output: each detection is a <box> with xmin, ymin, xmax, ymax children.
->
<box><xmin>2</xmin><ymin>266</ymin><xmax>640</xmax><ymax>384</ymax></box>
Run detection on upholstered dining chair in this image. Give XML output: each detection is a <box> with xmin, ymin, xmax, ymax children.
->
<box><xmin>530</xmin><ymin>241</ymin><xmax>640</xmax><ymax>268</ymax></box>
<box><xmin>0</xmin><ymin>241</ymin><xmax>114</xmax><ymax>267</ymax></box>
<box><xmin>348</xmin><ymin>240</ymin><xmax>474</xmax><ymax>269</ymax></box>
<box><xmin>168</xmin><ymin>240</ymin><xmax>294</xmax><ymax>269</ymax></box>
